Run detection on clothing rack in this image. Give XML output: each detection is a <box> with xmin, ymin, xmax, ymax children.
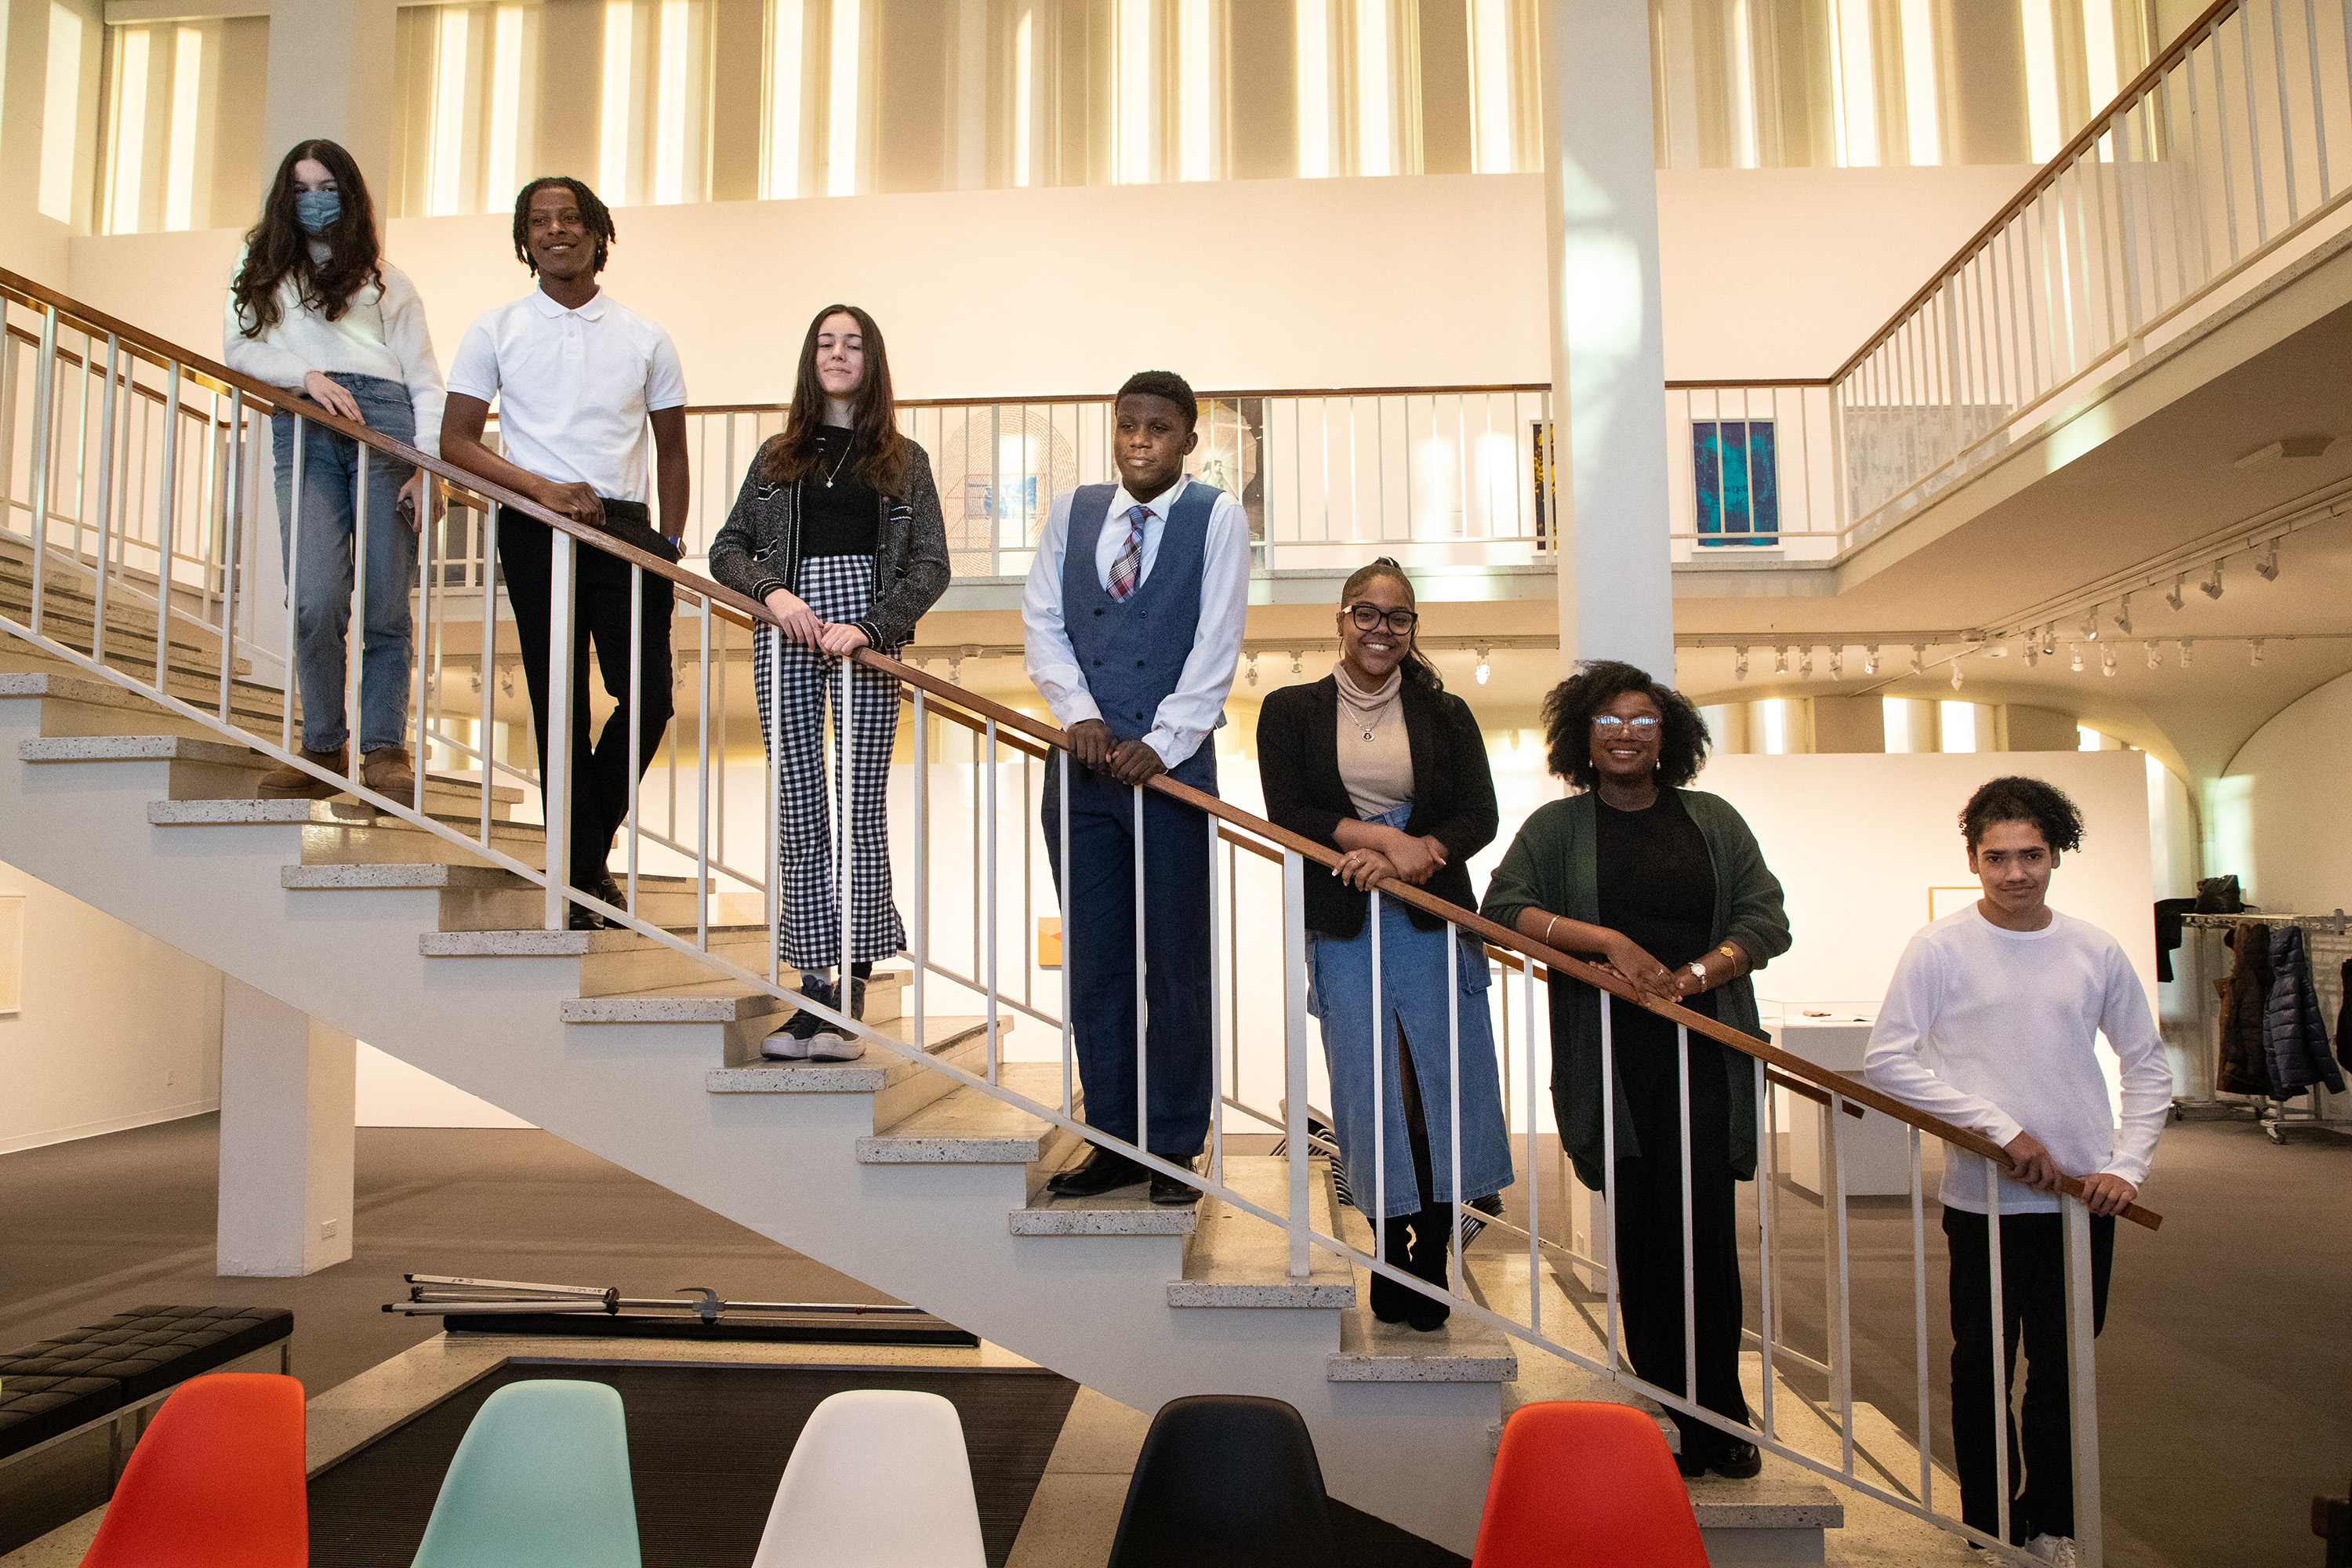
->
<box><xmin>2172</xmin><ymin>911</ymin><xmax>2350</xmax><ymax>1142</ymax></box>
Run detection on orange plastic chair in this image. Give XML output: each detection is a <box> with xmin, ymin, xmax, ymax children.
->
<box><xmin>80</xmin><ymin>1372</ymin><xmax>307</xmax><ymax>1568</ymax></box>
<box><xmin>1470</xmin><ymin>1401</ymin><xmax>1709</xmax><ymax>1568</ymax></box>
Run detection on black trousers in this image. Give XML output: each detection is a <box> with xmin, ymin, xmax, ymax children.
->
<box><xmin>1944</xmin><ymin>1207</ymin><xmax>2115</xmax><ymax>1544</ymax></box>
<box><xmin>499</xmin><ymin>511</ymin><xmax>676</xmax><ymax>892</ymax></box>
<box><xmin>1609</xmin><ymin>1014</ymin><xmax>1749</xmax><ymax>1459</ymax></box>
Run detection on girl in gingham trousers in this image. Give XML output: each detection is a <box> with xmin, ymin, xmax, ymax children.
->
<box><xmin>706</xmin><ymin>304</ymin><xmax>951</xmax><ymax>1060</ymax></box>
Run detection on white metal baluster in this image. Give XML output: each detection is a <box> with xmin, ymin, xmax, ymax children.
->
<box><xmin>154</xmin><ymin>368</ymin><xmax>180</xmax><ymax>690</ymax></box>
<box><xmin>1600</xmin><ymin>983</ymin><xmax>1621</xmax><ymax>1370</ymax></box>
<box><xmin>2240</xmin><ymin>6</ymin><xmax>2270</xmax><ymax>242</ymax></box>
<box><xmin>477</xmin><ymin>503</ymin><xmax>499</xmax><ymax>845</ymax></box>
<box><xmin>543</xmin><ymin>532</ymin><xmax>577</xmax><ymax>931</ymax></box>
<box><xmin>1132</xmin><ymin>786</ymin><xmax>1148</xmax><ymax>1152</ymax></box>
<box><xmin>26</xmin><ymin>307</ymin><xmax>57</xmax><ymax>637</ymax></box>
<box><xmin>1372</xmin><ymin>887</ymin><xmax>1386</xmax><ymax>1273</ymax></box>
<box><xmin>913</xmin><ymin>686</ymin><xmax>927</xmax><ymax>1029</ymax></box>
<box><xmin>2213</xmin><ymin>25</ymin><xmax>2244</xmax><ymax>265</ymax></box>
<box><xmin>837</xmin><ymin>653</ymin><xmax>851</xmax><ymax>989</ymax></box>
<box><xmin>91</xmin><ymin>336</ymin><xmax>119</xmax><ymax>670</ymax></box>
<box><xmin>765</xmin><ymin>626</ymin><xmax>782</xmax><ymax>988</ymax></box>
<box><xmin>2061</xmin><ymin>1196</ymin><xmax>2104</xmax><ymax>1567</ymax></box>
<box><xmin>1988</xmin><ymin>1162</ymin><xmax>2013</xmax><ymax>1551</ymax></box>
<box><xmin>1208</xmin><ymin>811</ymin><xmax>1225</xmax><ymax>1192</ymax></box>
<box><xmin>1678</xmin><ymin>1023</ymin><xmax>1697</xmax><ymax>1433</ymax></box>
<box><xmin>985</xmin><ymin>717</ymin><xmax>999</xmax><ymax>1083</ymax></box>
<box><xmin>1058</xmin><ymin>752</ymin><xmax>1073</xmax><ymax>1117</ymax></box>
<box><xmin>1525</xmin><ymin>957</ymin><xmax>1539</xmax><ymax>1339</ymax></box>
<box><xmin>1282</xmin><ymin>849</ymin><xmax>1312</xmax><ymax>1278</ymax></box>
<box><xmin>1830</xmin><ymin>1091</ymin><xmax>1856</xmax><ymax>1479</ymax></box>
<box><xmin>349</xmin><ymin>444</ymin><xmax>370</xmax><ymax>772</ymax></box>
<box><xmin>1022</xmin><ymin>750</ymin><xmax>1034</xmax><ymax>1011</ymax></box>
<box><xmin>1755</xmin><ymin>1058</ymin><xmax>1776</xmax><ymax>1446</ymax></box>
<box><xmin>409</xmin><ymin>451</ymin><xmax>431</xmax><ymax>810</ymax></box>
<box><xmin>626</xmin><ymin>564</ymin><xmax>643</xmax><ymax>914</ymax></box>
<box><xmin>1447</xmin><ymin>927</ymin><xmax>1461</xmax><ymax>1294</ymax></box>
<box><xmin>2304</xmin><ymin>0</ymin><xmax>2331</xmax><ymax>201</ymax></box>
<box><xmin>696</xmin><ymin>600</ymin><xmax>713</xmax><ymax>949</ymax></box>
<box><xmin>1911</xmin><ymin>1124</ymin><xmax>1932</xmax><ymax>1511</ymax></box>
<box><xmin>2271</xmin><ymin>0</ymin><xmax>2301</xmax><ymax>223</ymax></box>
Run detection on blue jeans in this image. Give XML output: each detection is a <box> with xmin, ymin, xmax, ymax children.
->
<box><xmin>1307</xmin><ymin>807</ymin><xmax>1514</xmax><ymax>1218</ymax></box>
<box><xmin>271</xmin><ymin>372</ymin><xmax>417</xmax><ymax>753</ymax></box>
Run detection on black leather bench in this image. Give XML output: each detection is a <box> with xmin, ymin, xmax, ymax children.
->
<box><xmin>0</xmin><ymin>1305</ymin><xmax>294</xmax><ymax>1468</ymax></box>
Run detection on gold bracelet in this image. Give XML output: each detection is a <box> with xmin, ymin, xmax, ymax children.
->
<box><xmin>1716</xmin><ymin>942</ymin><xmax>1742</xmax><ymax>975</ymax></box>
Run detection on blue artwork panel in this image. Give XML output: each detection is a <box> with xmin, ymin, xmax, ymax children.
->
<box><xmin>1693</xmin><ymin>420</ymin><xmax>1778</xmax><ymax>546</ymax></box>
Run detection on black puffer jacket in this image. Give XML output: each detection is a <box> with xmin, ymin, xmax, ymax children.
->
<box><xmin>2217</xmin><ymin>923</ymin><xmax>2272</xmax><ymax>1095</ymax></box>
<box><xmin>2263</xmin><ymin>925</ymin><xmax>2347</xmax><ymax>1095</ymax></box>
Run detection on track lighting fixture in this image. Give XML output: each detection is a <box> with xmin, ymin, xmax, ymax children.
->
<box><xmin>2041</xmin><ymin>623</ymin><xmax>2057</xmax><ymax>655</ymax></box>
<box><xmin>2165</xmin><ymin>574</ymin><xmax>2186</xmax><ymax>611</ymax></box>
<box><xmin>1864</xmin><ymin>644</ymin><xmax>1880</xmax><ymax>675</ymax></box>
<box><xmin>1910</xmin><ymin>645</ymin><xmax>1924</xmax><ymax>676</ymax></box>
<box><xmin>1950</xmin><ymin>655</ymin><xmax>1965</xmax><ymax>691</ymax></box>
<box><xmin>1474</xmin><ymin>647</ymin><xmax>1490</xmax><ymax>685</ymax></box>
<box><xmin>2180</xmin><ymin>638</ymin><xmax>2194</xmax><ymax>668</ymax></box>
<box><xmin>499</xmin><ymin>666</ymin><xmax>514</xmax><ymax>698</ymax></box>
<box><xmin>948</xmin><ymin>657</ymin><xmax>964</xmax><ymax>685</ymax></box>
<box><xmin>2101</xmin><ymin>644</ymin><xmax>2117</xmax><ymax>677</ymax></box>
<box><xmin>2256</xmin><ymin>537</ymin><xmax>2281</xmax><ymax>581</ymax></box>
<box><xmin>2201</xmin><ymin>561</ymin><xmax>2224</xmax><ymax>600</ymax></box>
<box><xmin>2080</xmin><ymin>611</ymin><xmax>2099</xmax><ymax>641</ymax></box>
<box><xmin>2070</xmin><ymin>644</ymin><xmax>2085</xmax><ymax>673</ymax></box>
<box><xmin>2024</xmin><ymin>641</ymin><xmax>2040</xmax><ymax>668</ymax></box>
<box><xmin>1734</xmin><ymin>647</ymin><xmax>1750</xmax><ymax>681</ymax></box>
<box><xmin>470</xmin><ymin>669</ymin><xmax>482</xmax><ymax>693</ymax></box>
<box><xmin>2144</xmin><ymin>641</ymin><xmax>2160</xmax><ymax>670</ymax></box>
<box><xmin>2249</xmin><ymin>637</ymin><xmax>2266</xmax><ymax>666</ymax></box>
<box><xmin>1246</xmin><ymin>652</ymin><xmax>1258</xmax><ymax>687</ymax></box>
<box><xmin>1774</xmin><ymin>647</ymin><xmax>1789</xmax><ymax>677</ymax></box>
<box><xmin>2113</xmin><ymin>593</ymin><xmax>2133</xmax><ymax>635</ymax></box>
<box><xmin>1288</xmin><ymin>650</ymin><xmax>1303</xmax><ymax>676</ymax></box>
<box><xmin>1828</xmin><ymin>646</ymin><xmax>1845</xmax><ymax>681</ymax></box>
<box><xmin>1798</xmin><ymin>647</ymin><xmax>1814</xmax><ymax>680</ymax></box>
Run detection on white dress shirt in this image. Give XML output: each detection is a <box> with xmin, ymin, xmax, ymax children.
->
<box><xmin>1021</xmin><ymin>474</ymin><xmax>1250</xmax><ymax>769</ymax></box>
<box><xmin>445</xmin><ymin>286</ymin><xmax>687</xmax><ymax>506</ymax></box>
<box><xmin>223</xmin><ymin>246</ymin><xmax>447</xmax><ymax>457</ymax></box>
<box><xmin>1863</xmin><ymin>906</ymin><xmax>2172</xmax><ymax>1215</ymax></box>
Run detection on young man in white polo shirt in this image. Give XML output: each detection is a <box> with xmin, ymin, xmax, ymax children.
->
<box><xmin>1865</xmin><ymin>776</ymin><xmax>2171</xmax><ymax>1564</ymax></box>
<box><xmin>441</xmin><ymin>176</ymin><xmax>689</xmax><ymax>930</ymax></box>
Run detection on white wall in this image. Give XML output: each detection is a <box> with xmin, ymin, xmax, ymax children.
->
<box><xmin>58</xmin><ymin>165</ymin><xmax>2040</xmax><ymax>403</ymax></box>
<box><xmin>0</xmin><ymin>858</ymin><xmax>225</xmax><ymax>1152</ymax></box>
<box><xmin>1700</xmin><ymin>750</ymin><xmax>2159</xmax><ymax>1007</ymax></box>
<box><xmin>357</xmin><ymin>1042</ymin><xmax>534</xmax><ymax>1127</ymax></box>
<box><xmin>2220</xmin><ymin>668</ymin><xmax>2352</xmax><ymax>914</ymax></box>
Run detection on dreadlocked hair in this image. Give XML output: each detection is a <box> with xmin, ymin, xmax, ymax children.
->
<box><xmin>510</xmin><ymin>176</ymin><xmax>617</xmax><ymax>274</ymax></box>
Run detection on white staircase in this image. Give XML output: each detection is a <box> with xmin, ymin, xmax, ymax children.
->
<box><xmin>0</xmin><ymin>662</ymin><xmax>1864</xmax><ymax>1559</ymax></box>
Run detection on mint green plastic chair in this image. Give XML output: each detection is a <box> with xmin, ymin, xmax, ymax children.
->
<box><xmin>409</xmin><ymin>1380</ymin><xmax>641</xmax><ymax>1568</ymax></box>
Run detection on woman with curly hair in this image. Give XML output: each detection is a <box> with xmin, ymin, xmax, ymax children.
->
<box><xmin>707</xmin><ymin>305</ymin><xmax>949</xmax><ymax>1060</ymax></box>
<box><xmin>1481</xmin><ymin>660</ymin><xmax>1789</xmax><ymax>1476</ymax></box>
<box><xmin>226</xmin><ymin>139</ymin><xmax>444</xmax><ymax>802</ymax></box>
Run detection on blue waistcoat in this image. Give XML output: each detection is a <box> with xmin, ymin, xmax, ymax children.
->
<box><xmin>1061</xmin><ymin>481</ymin><xmax>1223</xmax><ymax>785</ymax></box>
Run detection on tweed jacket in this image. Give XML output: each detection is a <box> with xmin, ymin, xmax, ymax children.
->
<box><xmin>706</xmin><ymin>434</ymin><xmax>950</xmax><ymax>653</ymax></box>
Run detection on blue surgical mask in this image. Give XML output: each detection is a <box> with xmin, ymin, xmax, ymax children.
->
<box><xmin>295</xmin><ymin>190</ymin><xmax>341</xmax><ymax>234</ymax></box>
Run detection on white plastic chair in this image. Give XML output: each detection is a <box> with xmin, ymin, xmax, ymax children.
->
<box><xmin>750</xmin><ymin>1389</ymin><xmax>988</xmax><ymax>1568</ymax></box>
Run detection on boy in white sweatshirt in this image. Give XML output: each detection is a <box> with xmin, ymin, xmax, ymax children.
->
<box><xmin>1865</xmin><ymin>776</ymin><xmax>2171</xmax><ymax>1565</ymax></box>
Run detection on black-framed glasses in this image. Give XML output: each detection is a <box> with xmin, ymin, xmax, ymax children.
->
<box><xmin>1347</xmin><ymin>603</ymin><xmax>1419</xmax><ymax>634</ymax></box>
<box><xmin>1592</xmin><ymin>716</ymin><xmax>1662</xmax><ymax>736</ymax></box>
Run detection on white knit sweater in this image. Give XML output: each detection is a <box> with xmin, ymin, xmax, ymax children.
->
<box><xmin>223</xmin><ymin>245</ymin><xmax>445</xmax><ymax>458</ymax></box>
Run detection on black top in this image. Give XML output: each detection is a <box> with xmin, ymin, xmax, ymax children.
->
<box><xmin>797</xmin><ymin>426</ymin><xmax>880</xmax><ymax>557</ymax></box>
<box><xmin>1255</xmin><ymin>677</ymin><xmax>1499</xmax><ymax>939</ymax></box>
<box><xmin>1596</xmin><ymin>789</ymin><xmax>1726</xmax><ymax>1143</ymax></box>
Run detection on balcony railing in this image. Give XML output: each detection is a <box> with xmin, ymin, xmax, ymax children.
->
<box><xmin>3</xmin><ymin>264</ymin><xmax>2161</xmax><ymax>1565</ymax></box>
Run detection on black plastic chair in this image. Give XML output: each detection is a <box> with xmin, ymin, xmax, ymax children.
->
<box><xmin>1105</xmin><ymin>1395</ymin><xmax>1342</xmax><ymax>1568</ymax></box>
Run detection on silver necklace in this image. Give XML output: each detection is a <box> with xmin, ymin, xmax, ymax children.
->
<box><xmin>822</xmin><ymin>430</ymin><xmax>855</xmax><ymax>488</ymax></box>
<box><xmin>1336</xmin><ymin>684</ymin><xmax>1388</xmax><ymax>742</ymax></box>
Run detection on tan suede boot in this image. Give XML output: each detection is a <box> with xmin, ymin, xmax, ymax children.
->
<box><xmin>256</xmin><ymin>746</ymin><xmax>347</xmax><ymax>800</ymax></box>
<box><xmin>361</xmin><ymin>746</ymin><xmax>417</xmax><ymax>801</ymax></box>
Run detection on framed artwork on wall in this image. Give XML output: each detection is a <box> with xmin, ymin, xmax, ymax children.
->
<box><xmin>0</xmin><ymin>894</ymin><xmax>21</xmax><ymax>1015</ymax></box>
<box><xmin>1693</xmin><ymin>419</ymin><xmax>1780</xmax><ymax>546</ymax></box>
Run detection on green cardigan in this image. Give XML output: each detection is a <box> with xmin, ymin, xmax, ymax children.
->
<box><xmin>1480</xmin><ymin>788</ymin><xmax>1792</xmax><ymax>1190</ymax></box>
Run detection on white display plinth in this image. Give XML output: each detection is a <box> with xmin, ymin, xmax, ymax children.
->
<box><xmin>1769</xmin><ymin>1008</ymin><xmax>1914</xmax><ymax>1199</ymax></box>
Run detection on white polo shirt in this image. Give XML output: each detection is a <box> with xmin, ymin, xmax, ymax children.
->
<box><xmin>447</xmin><ymin>286</ymin><xmax>687</xmax><ymax>506</ymax></box>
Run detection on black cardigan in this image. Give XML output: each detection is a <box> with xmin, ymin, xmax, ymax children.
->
<box><xmin>1256</xmin><ymin>676</ymin><xmax>1499</xmax><ymax>939</ymax></box>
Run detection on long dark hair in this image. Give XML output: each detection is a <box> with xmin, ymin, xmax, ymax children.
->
<box><xmin>1541</xmin><ymin>660</ymin><xmax>1710</xmax><ymax>790</ymax></box>
<box><xmin>757</xmin><ymin>304</ymin><xmax>913</xmax><ymax>498</ymax></box>
<box><xmin>230</xmin><ymin>140</ymin><xmax>382</xmax><ymax>337</ymax></box>
<box><xmin>1340</xmin><ymin>557</ymin><xmax>1442</xmax><ymax>691</ymax></box>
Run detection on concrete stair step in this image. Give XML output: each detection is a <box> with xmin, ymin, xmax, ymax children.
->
<box><xmin>21</xmin><ymin>732</ymin><xmax>264</xmax><ymax>768</ymax></box>
<box><xmin>557</xmin><ymin>967</ymin><xmax>909</xmax><ymax>1022</ymax></box>
<box><xmin>423</xmin><ymin>924</ymin><xmax>776</xmax><ymax>998</ymax></box>
<box><xmin>1011</xmin><ymin>1134</ymin><xmax>1199</xmax><ymax>1238</ymax></box>
<box><xmin>1169</xmin><ymin>1155</ymin><xmax>1355</xmax><ymax>1309</ymax></box>
<box><xmin>0</xmin><ymin>667</ymin><xmax>274</xmax><ymax>744</ymax></box>
<box><xmin>856</xmin><ymin>1061</ymin><xmax>1075</xmax><ymax>1166</ymax></box>
<box><xmin>152</xmin><ymin>798</ymin><xmax>546</xmax><ymax>871</ymax></box>
<box><xmin>1327</xmin><ymin>1305</ymin><xmax>1519</xmax><ymax>1383</ymax></box>
<box><xmin>706</xmin><ymin>1014</ymin><xmax>1011</xmax><ymax>1128</ymax></box>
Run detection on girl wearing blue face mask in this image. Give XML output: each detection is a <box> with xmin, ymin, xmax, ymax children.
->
<box><xmin>227</xmin><ymin>139</ymin><xmax>445</xmax><ymax>803</ymax></box>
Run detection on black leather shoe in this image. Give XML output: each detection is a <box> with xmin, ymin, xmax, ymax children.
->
<box><xmin>1149</xmin><ymin>1159</ymin><xmax>1202</xmax><ymax>1207</ymax></box>
<box><xmin>591</xmin><ymin>875</ymin><xmax>629</xmax><ymax>916</ymax></box>
<box><xmin>565</xmin><ymin>904</ymin><xmax>615</xmax><ymax>931</ymax></box>
<box><xmin>1046</xmin><ymin>1148</ymin><xmax>1147</xmax><ymax>1198</ymax></box>
<box><xmin>1710</xmin><ymin>1441</ymin><xmax>1763</xmax><ymax>1479</ymax></box>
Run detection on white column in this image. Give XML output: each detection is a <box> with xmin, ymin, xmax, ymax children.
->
<box><xmin>260</xmin><ymin>0</ymin><xmax>401</xmax><ymax>198</ymax></box>
<box><xmin>217</xmin><ymin>977</ymin><xmax>356</xmax><ymax>1276</ymax></box>
<box><xmin>1537</xmin><ymin>0</ymin><xmax>1675</xmax><ymax>680</ymax></box>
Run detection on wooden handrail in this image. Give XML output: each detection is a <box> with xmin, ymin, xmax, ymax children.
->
<box><xmin>1830</xmin><ymin>0</ymin><xmax>2243</xmax><ymax>387</ymax></box>
<box><xmin>0</xmin><ymin>263</ymin><xmax>2160</xmax><ymax>1231</ymax></box>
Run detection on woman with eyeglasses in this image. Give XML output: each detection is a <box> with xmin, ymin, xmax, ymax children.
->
<box><xmin>1255</xmin><ymin>559</ymin><xmax>1512</xmax><ymax>1332</ymax></box>
<box><xmin>1480</xmin><ymin>660</ymin><xmax>1789</xmax><ymax>1476</ymax></box>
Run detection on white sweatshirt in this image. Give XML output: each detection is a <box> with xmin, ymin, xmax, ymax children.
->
<box><xmin>223</xmin><ymin>245</ymin><xmax>446</xmax><ymax>458</ymax></box>
<box><xmin>1864</xmin><ymin>906</ymin><xmax>2172</xmax><ymax>1215</ymax></box>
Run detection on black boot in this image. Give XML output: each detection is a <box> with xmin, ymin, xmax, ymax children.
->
<box><xmin>1369</xmin><ymin>1215</ymin><xmax>1419</xmax><ymax>1324</ymax></box>
<box><xmin>1401</xmin><ymin>1204</ymin><xmax>1454</xmax><ymax>1332</ymax></box>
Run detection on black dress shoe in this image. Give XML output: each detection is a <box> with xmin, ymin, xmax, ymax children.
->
<box><xmin>1149</xmin><ymin>1159</ymin><xmax>1202</xmax><ymax>1207</ymax></box>
<box><xmin>591</xmin><ymin>875</ymin><xmax>629</xmax><ymax>916</ymax></box>
<box><xmin>565</xmin><ymin>904</ymin><xmax>615</xmax><ymax>931</ymax></box>
<box><xmin>1046</xmin><ymin>1147</ymin><xmax>1147</xmax><ymax>1197</ymax></box>
<box><xmin>1710</xmin><ymin>1440</ymin><xmax>1763</xmax><ymax>1479</ymax></box>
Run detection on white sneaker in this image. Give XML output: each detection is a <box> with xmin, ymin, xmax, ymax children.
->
<box><xmin>2024</xmin><ymin>1535</ymin><xmax>2078</xmax><ymax>1566</ymax></box>
<box><xmin>757</xmin><ymin>1025</ymin><xmax>811</xmax><ymax>1062</ymax></box>
<box><xmin>804</xmin><ymin>1027</ymin><xmax>866</xmax><ymax>1062</ymax></box>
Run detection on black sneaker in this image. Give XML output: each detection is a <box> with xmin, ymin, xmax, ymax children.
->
<box><xmin>805</xmin><ymin>975</ymin><xmax>866</xmax><ymax>1062</ymax></box>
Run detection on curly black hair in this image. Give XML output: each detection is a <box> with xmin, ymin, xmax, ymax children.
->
<box><xmin>511</xmin><ymin>176</ymin><xmax>616</xmax><ymax>274</ymax></box>
<box><xmin>1960</xmin><ymin>775</ymin><xmax>2085</xmax><ymax>854</ymax></box>
<box><xmin>1541</xmin><ymin>660</ymin><xmax>1710</xmax><ymax>791</ymax></box>
<box><xmin>1116</xmin><ymin>370</ymin><xmax>1200</xmax><ymax>430</ymax></box>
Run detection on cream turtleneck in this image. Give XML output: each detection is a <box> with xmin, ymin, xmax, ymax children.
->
<box><xmin>1333</xmin><ymin>662</ymin><xmax>1413</xmax><ymax>818</ymax></box>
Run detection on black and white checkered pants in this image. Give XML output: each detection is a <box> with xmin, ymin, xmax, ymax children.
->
<box><xmin>752</xmin><ymin>554</ymin><xmax>906</xmax><ymax>969</ymax></box>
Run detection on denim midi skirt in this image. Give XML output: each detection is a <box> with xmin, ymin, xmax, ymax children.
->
<box><xmin>1306</xmin><ymin>811</ymin><xmax>1515</xmax><ymax>1219</ymax></box>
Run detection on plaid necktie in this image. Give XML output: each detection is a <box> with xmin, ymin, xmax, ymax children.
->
<box><xmin>1107</xmin><ymin>504</ymin><xmax>1149</xmax><ymax>603</ymax></box>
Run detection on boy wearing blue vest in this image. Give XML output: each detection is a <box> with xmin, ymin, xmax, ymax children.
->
<box><xmin>1022</xmin><ymin>371</ymin><xmax>1250</xmax><ymax>1205</ymax></box>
